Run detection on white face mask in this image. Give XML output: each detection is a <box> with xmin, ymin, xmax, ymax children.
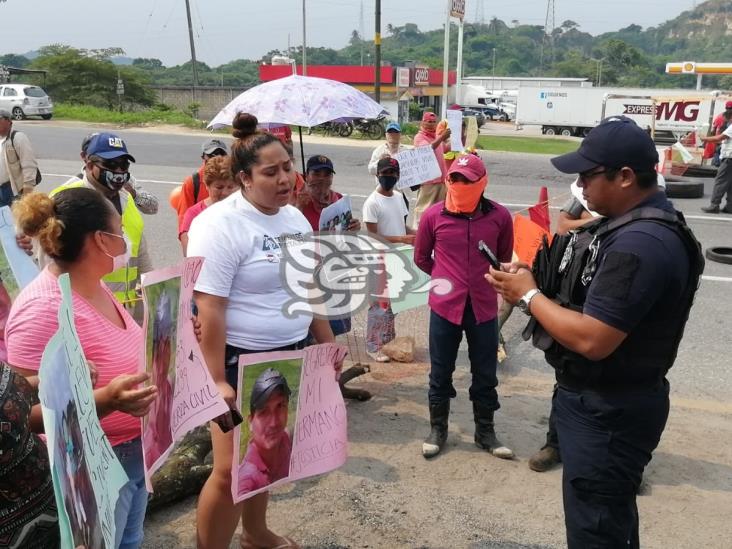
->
<box><xmin>102</xmin><ymin>232</ymin><xmax>132</xmax><ymax>271</ymax></box>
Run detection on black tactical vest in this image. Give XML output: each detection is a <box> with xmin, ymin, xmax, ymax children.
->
<box><xmin>524</xmin><ymin>207</ymin><xmax>704</xmax><ymax>390</ymax></box>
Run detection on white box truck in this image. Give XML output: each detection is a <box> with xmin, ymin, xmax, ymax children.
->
<box><xmin>516</xmin><ymin>86</ymin><xmax>725</xmax><ymax>138</ymax></box>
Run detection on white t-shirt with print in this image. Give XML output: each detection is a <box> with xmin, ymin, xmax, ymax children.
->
<box><xmin>720</xmin><ymin>125</ymin><xmax>732</xmax><ymax>159</ymax></box>
<box><xmin>188</xmin><ymin>192</ymin><xmax>313</xmax><ymax>350</ymax></box>
<box><xmin>362</xmin><ymin>190</ymin><xmax>409</xmax><ymax>237</ymax></box>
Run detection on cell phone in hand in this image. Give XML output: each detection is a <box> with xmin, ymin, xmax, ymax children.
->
<box><xmin>213</xmin><ymin>407</ymin><xmax>244</xmax><ymax>433</ymax></box>
<box><xmin>478</xmin><ymin>240</ymin><xmax>502</xmax><ymax>271</ymax></box>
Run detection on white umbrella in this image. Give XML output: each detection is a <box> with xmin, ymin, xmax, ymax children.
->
<box><xmin>208</xmin><ymin>74</ymin><xmax>388</xmax><ymax>129</ymax></box>
<box><xmin>208</xmin><ymin>75</ymin><xmax>389</xmax><ymax>170</ymax></box>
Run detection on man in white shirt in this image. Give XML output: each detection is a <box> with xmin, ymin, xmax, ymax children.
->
<box><xmin>0</xmin><ymin>108</ymin><xmax>39</xmax><ymax>206</ymax></box>
<box><xmin>700</xmin><ymin>110</ymin><xmax>732</xmax><ymax>214</ymax></box>
<box><xmin>362</xmin><ymin>157</ymin><xmax>415</xmax><ymax>363</ymax></box>
<box><xmin>367</xmin><ymin>122</ymin><xmax>411</xmax><ymax>210</ymax></box>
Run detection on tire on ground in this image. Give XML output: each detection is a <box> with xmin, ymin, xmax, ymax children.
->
<box><xmin>705</xmin><ymin>247</ymin><xmax>732</xmax><ymax>265</ymax></box>
<box><xmin>664</xmin><ymin>179</ymin><xmax>704</xmax><ymax>199</ymax></box>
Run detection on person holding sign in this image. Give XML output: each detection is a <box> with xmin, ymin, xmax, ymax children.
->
<box><xmin>6</xmin><ymin>188</ymin><xmax>159</xmax><ymax>549</ymax></box>
<box><xmin>294</xmin><ymin>155</ymin><xmax>361</xmax><ymax>232</ymax></box>
<box><xmin>413</xmin><ymin>112</ymin><xmax>451</xmax><ymax>225</ymax></box>
<box><xmin>363</xmin><ymin>157</ymin><xmax>415</xmax><ymax>363</ymax></box>
<box><xmin>414</xmin><ymin>153</ymin><xmax>514</xmax><ymax>460</ymax></box>
<box><xmin>188</xmin><ymin>113</ymin><xmax>341</xmax><ymax>549</ymax></box>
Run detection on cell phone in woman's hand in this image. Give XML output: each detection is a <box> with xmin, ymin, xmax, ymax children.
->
<box><xmin>478</xmin><ymin>240</ymin><xmax>502</xmax><ymax>271</ymax></box>
<box><xmin>213</xmin><ymin>407</ymin><xmax>244</xmax><ymax>433</ymax></box>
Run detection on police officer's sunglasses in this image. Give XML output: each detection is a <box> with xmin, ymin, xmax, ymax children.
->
<box><xmin>578</xmin><ymin>168</ymin><xmax>607</xmax><ymax>184</ymax></box>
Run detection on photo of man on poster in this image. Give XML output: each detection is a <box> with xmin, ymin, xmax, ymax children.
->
<box><xmin>237</xmin><ymin>368</ymin><xmax>293</xmax><ymax>495</ymax></box>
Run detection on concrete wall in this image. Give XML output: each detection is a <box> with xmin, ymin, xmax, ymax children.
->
<box><xmin>150</xmin><ymin>86</ymin><xmax>250</xmax><ymax>121</ymax></box>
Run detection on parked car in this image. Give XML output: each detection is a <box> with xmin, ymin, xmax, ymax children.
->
<box><xmin>475</xmin><ymin>105</ymin><xmax>511</xmax><ymax>122</ymax></box>
<box><xmin>0</xmin><ymin>84</ymin><xmax>54</xmax><ymax>120</ymax></box>
<box><xmin>460</xmin><ymin>108</ymin><xmax>486</xmax><ymax>127</ymax></box>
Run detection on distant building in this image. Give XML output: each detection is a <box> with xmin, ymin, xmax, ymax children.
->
<box><xmin>462</xmin><ymin>76</ymin><xmax>592</xmax><ymax>93</ymax></box>
<box><xmin>259</xmin><ymin>64</ymin><xmax>457</xmax><ymax>121</ymax></box>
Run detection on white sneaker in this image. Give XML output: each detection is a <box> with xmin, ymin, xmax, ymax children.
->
<box><xmin>368</xmin><ymin>351</ymin><xmax>390</xmax><ymax>363</ymax></box>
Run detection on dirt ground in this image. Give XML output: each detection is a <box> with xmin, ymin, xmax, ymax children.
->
<box><xmin>143</xmin><ymin>310</ymin><xmax>732</xmax><ymax>549</ymax></box>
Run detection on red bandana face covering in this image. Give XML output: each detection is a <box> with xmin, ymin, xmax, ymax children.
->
<box><xmin>445</xmin><ymin>175</ymin><xmax>488</xmax><ymax>214</ymax></box>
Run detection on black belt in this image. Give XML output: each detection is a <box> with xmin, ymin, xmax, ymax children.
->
<box><xmin>557</xmin><ymin>370</ymin><xmax>665</xmax><ymax>394</ymax></box>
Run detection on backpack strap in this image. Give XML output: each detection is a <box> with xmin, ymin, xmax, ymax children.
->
<box><xmin>192</xmin><ymin>171</ymin><xmax>201</xmax><ymax>203</ymax></box>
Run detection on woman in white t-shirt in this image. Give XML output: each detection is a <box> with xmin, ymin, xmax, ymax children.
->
<box><xmin>189</xmin><ymin>113</ymin><xmax>338</xmax><ymax>549</ymax></box>
<box><xmin>362</xmin><ymin>157</ymin><xmax>416</xmax><ymax>362</ymax></box>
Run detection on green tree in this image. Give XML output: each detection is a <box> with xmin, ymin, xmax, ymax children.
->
<box><xmin>31</xmin><ymin>46</ymin><xmax>154</xmax><ymax>108</ymax></box>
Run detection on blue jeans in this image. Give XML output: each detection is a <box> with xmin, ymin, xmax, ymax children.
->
<box><xmin>428</xmin><ymin>301</ymin><xmax>500</xmax><ymax>409</ymax></box>
<box><xmin>0</xmin><ymin>183</ymin><xmax>15</xmax><ymax>207</ymax></box>
<box><xmin>113</xmin><ymin>437</ymin><xmax>148</xmax><ymax>549</ymax></box>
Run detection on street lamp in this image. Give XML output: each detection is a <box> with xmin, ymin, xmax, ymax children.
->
<box><xmin>492</xmin><ymin>48</ymin><xmax>497</xmax><ymax>92</ymax></box>
<box><xmin>590</xmin><ymin>57</ymin><xmax>605</xmax><ymax>87</ymax></box>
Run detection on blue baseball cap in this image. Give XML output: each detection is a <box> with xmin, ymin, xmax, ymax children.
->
<box><xmin>86</xmin><ymin>132</ymin><xmax>136</xmax><ymax>162</ymax></box>
<box><xmin>385</xmin><ymin>122</ymin><xmax>401</xmax><ymax>133</ymax></box>
<box><xmin>551</xmin><ymin>116</ymin><xmax>657</xmax><ymax>174</ymax></box>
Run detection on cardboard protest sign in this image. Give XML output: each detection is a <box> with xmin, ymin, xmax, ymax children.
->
<box><xmin>232</xmin><ymin>344</ymin><xmax>348</xmax><ymax>503</ymax></box>
<box><xmin>140</xmin><ymin>257</ymin><xmax>229</xmax><ymax>490</ymax></box>
<box><xmin>446</xmin><ymin>109</ymin><xmax>465</xmax><ymax>152</ymax></box>
<box><xmin>394</xmin><ymin>146</ymin><xmax>442</xmax><ymax>190</ymax></box>
<box><xmin>513</xmin><ymin>214</ymin><xmax>552</xmax><ymax>267</ymax></box>
<box><xmin>319</xmin><ymin>195</ymin><xmax>353</xmax><ymax>231</ymax></box>
<box><xmin>0</xmin><ymin>205</ymin><xmax>39</xmax><ymax>299</ymax></box>
<box><xmin>39</xmin><ymin>274</ymin><xmax>128</xmax><ymax>549</ymax></box>
<box><xmin>464</xmin><ymin>116</ymin><xmax>479</xmax><ymax>149</ymax></box>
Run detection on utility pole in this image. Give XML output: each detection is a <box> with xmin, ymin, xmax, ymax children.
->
<box><xmin>441</xmin><ymin>8</ymin><xmax>451</xmax><ymax>118</ymax></box>
<box><xmin>359</xmin><ymin>0</ymin><xmax>365</xmax><ymax>66</ymax></box>
<box><xmin>184</xmin><ymin>0</ymin><xmax>199</xmax><ymax>102</ymax></box>
<box><xmin>492</xmin><ymin>48</ymin><xmax>497</xmax><ymax>93</ymax></box>
<box><xmin>302</xmin><ymin>0</ymin><xmax>307</xmax><ymax>76</ymax></box>
<box><xmin>374</xmin><ymin>0</ymin><xmax>382</xmax><ymax>103</ymax></box>
<box><xmin>456</xmin><ymin>19</ymin><xmax>464</xmax><ymax>105</ymax></box>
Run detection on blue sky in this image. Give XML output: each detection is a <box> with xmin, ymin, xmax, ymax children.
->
<box><xmin>1</xmin><ymin>0</ymin><xmax>698</xmax><ymax>67</ymax></box>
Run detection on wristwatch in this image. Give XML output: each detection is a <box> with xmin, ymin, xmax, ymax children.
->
<box><xmin>518</xmin><ymin>288</ymin><xmax>541</xmax><ymax>316</ymax></box>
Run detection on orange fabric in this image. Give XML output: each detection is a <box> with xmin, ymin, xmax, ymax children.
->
<box><xmin>445</xmin><ymin>175</ymin><xmax>488</xmax><ymax>214</ymax></box>
<box><xmin>513</xmin><ymin>214</ymin><xmax>552</xmax><ymax>267</ymax></box>
<box><xmin>175</xmin><ymin>164</ymin><xmax>209</xmax><ymax>229</ymax></box>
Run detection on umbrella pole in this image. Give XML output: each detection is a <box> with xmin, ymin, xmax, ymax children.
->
<box><xmin>298</xmin><ymin>126</ymin><xmax>306</xmax><ymax>174</ymax></box>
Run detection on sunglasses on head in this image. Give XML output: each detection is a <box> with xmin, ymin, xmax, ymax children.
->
<box><xmin>98</xmin><ymin>158</ymin><xmax>131</xmax><ymax>171</ymax></box>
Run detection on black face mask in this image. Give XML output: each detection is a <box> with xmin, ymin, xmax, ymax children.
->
<box><xmin>98</xmin><ymin>167</ymin><xmax>130</xmax><ymax>191</ymax></box>
<box><xmin>378</xmin><ymin>175</ymin><xmax>398</xmax><ymax>191</ymax></box>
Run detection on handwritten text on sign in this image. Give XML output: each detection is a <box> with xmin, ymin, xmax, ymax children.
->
<box><xmin>231</xmin><ymin>344</ymin><xmax>348</xmax><ymax>503</ymax></box>
<box><xmin>394</xmin><ymin>146</ymin><xmax>442</xmax><ymax>190</ymax></box>
<box><xmin>39</xmin><ymin>274</ymin><xmax>127</xmax><ymax>549</ymax></box>
<box><xmin>140</xmin><ymin>257</ymin><xmax>228</xmax><ymax>491</ymax></box>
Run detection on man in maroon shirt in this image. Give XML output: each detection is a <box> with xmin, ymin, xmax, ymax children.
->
<box><xmin>414</xmin><ymin>153</ymin><xmax>514</xmax><ymax>459</ymax></box>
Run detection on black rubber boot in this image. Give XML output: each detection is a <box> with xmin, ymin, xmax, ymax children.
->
<box><xmin>473</xmin><ymin>402</ymin><xmax>514</xmax><ymax>459</ymax></box>
<box><xmin>422</xmin><ymin>401</ymin><xmax>450</xmax><ymax>458</ymax></box>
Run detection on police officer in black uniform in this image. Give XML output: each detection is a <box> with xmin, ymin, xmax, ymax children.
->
<box><xmin>486</xmin><ymin>116</ymin><xmax>704</xmax><ymax>548</ymax></box>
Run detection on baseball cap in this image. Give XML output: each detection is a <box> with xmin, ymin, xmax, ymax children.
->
<box><xmin>377</xmin><ymin>157</ymin><xmax>400</xmax><ymax>174</ymax></box>
<box><xmin>202</xmin><ymin>138</ymin><xmax>228</xmax><ymax>155</ymax></box>
<box><xmin>422</xmin><ymin>111</ymin><xmax>437</xmax><ymax>122</ymax></box>
<box><xmin>0</xmin><ymin>109</ymin><xmax>11</xmax><ymax>120</ymax></box>
<box><xmin>81</xmin><ymin>132</ymin><xmax>100</xmax><ymax>154</ymax></box>
<box><xmin>385</xmin><ymin>122</ymin><xmax>401</xmax><ymax>133</ymax></box>
<box><xmin>725</xmin><ymin>100</ymin><xmax>732</xmax><ymax>110</ymax></box>
<box><xmin>448</xmin><ymin>153</ymin><xmax>486</xmax><ymax>181</ymax></box>
<box><xmin>551</xmin><ymin>116</ymin><xmax>658</xmax><ymax>174</ymax></box>
<box><xmin>249</xmin><ymin>368</ymin><xmax>291</xmax><ymax>414</ymax></box>
<box><xmin>86</xmin><ymin>133</ymin><xmax>136</xmax><ymax>162</ymax></box>
<box><xmin>306</xmin><ymin>154</ymin><xmax>335</xmax><ymax>173</ymax></box>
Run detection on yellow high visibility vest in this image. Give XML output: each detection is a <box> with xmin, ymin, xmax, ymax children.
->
<box><xmin>50</xmin><ymin>180</ymin><xmax>144</xmax><ymax>305</ymax></box>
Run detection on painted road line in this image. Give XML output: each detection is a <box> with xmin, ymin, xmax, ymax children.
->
<box><xmin>702</xmin><ymin>275</ymin><xmax>732</xmax><ymax>283</ymax></box>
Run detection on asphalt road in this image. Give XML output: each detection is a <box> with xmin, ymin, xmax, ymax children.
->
<box><xmin>15</xmin><ymin>120</ymin><xmax>732</xmax><ymax>402</ymax></box>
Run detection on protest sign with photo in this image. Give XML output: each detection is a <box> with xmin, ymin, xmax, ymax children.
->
<box><xmin>394</xmin><ymin>146</ymin><xmax>442</xmax><ymax>190</ymax></box>
<box><xmin>232</xmin><ymin>343</ymin><xmax>348</xmax><ymax>503</ymax></box>
<box><xmin>0</xmin><ymin>205</ymin><xmax>39</xmax><ymax>299</ymax></box>
<box><xmin>140</xmin><ymin>257</ymin><xmax>229</xmax><ymax>490</ymax></box>
<box><xmin>39</xmin><ymin>274</ymin><xmax>127</xmax><ymax>549</ymax></box>
<box><xmin>319</xmin><ymin>195</ymin><xmax>353</xmax><ymax>231</ymax></box>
